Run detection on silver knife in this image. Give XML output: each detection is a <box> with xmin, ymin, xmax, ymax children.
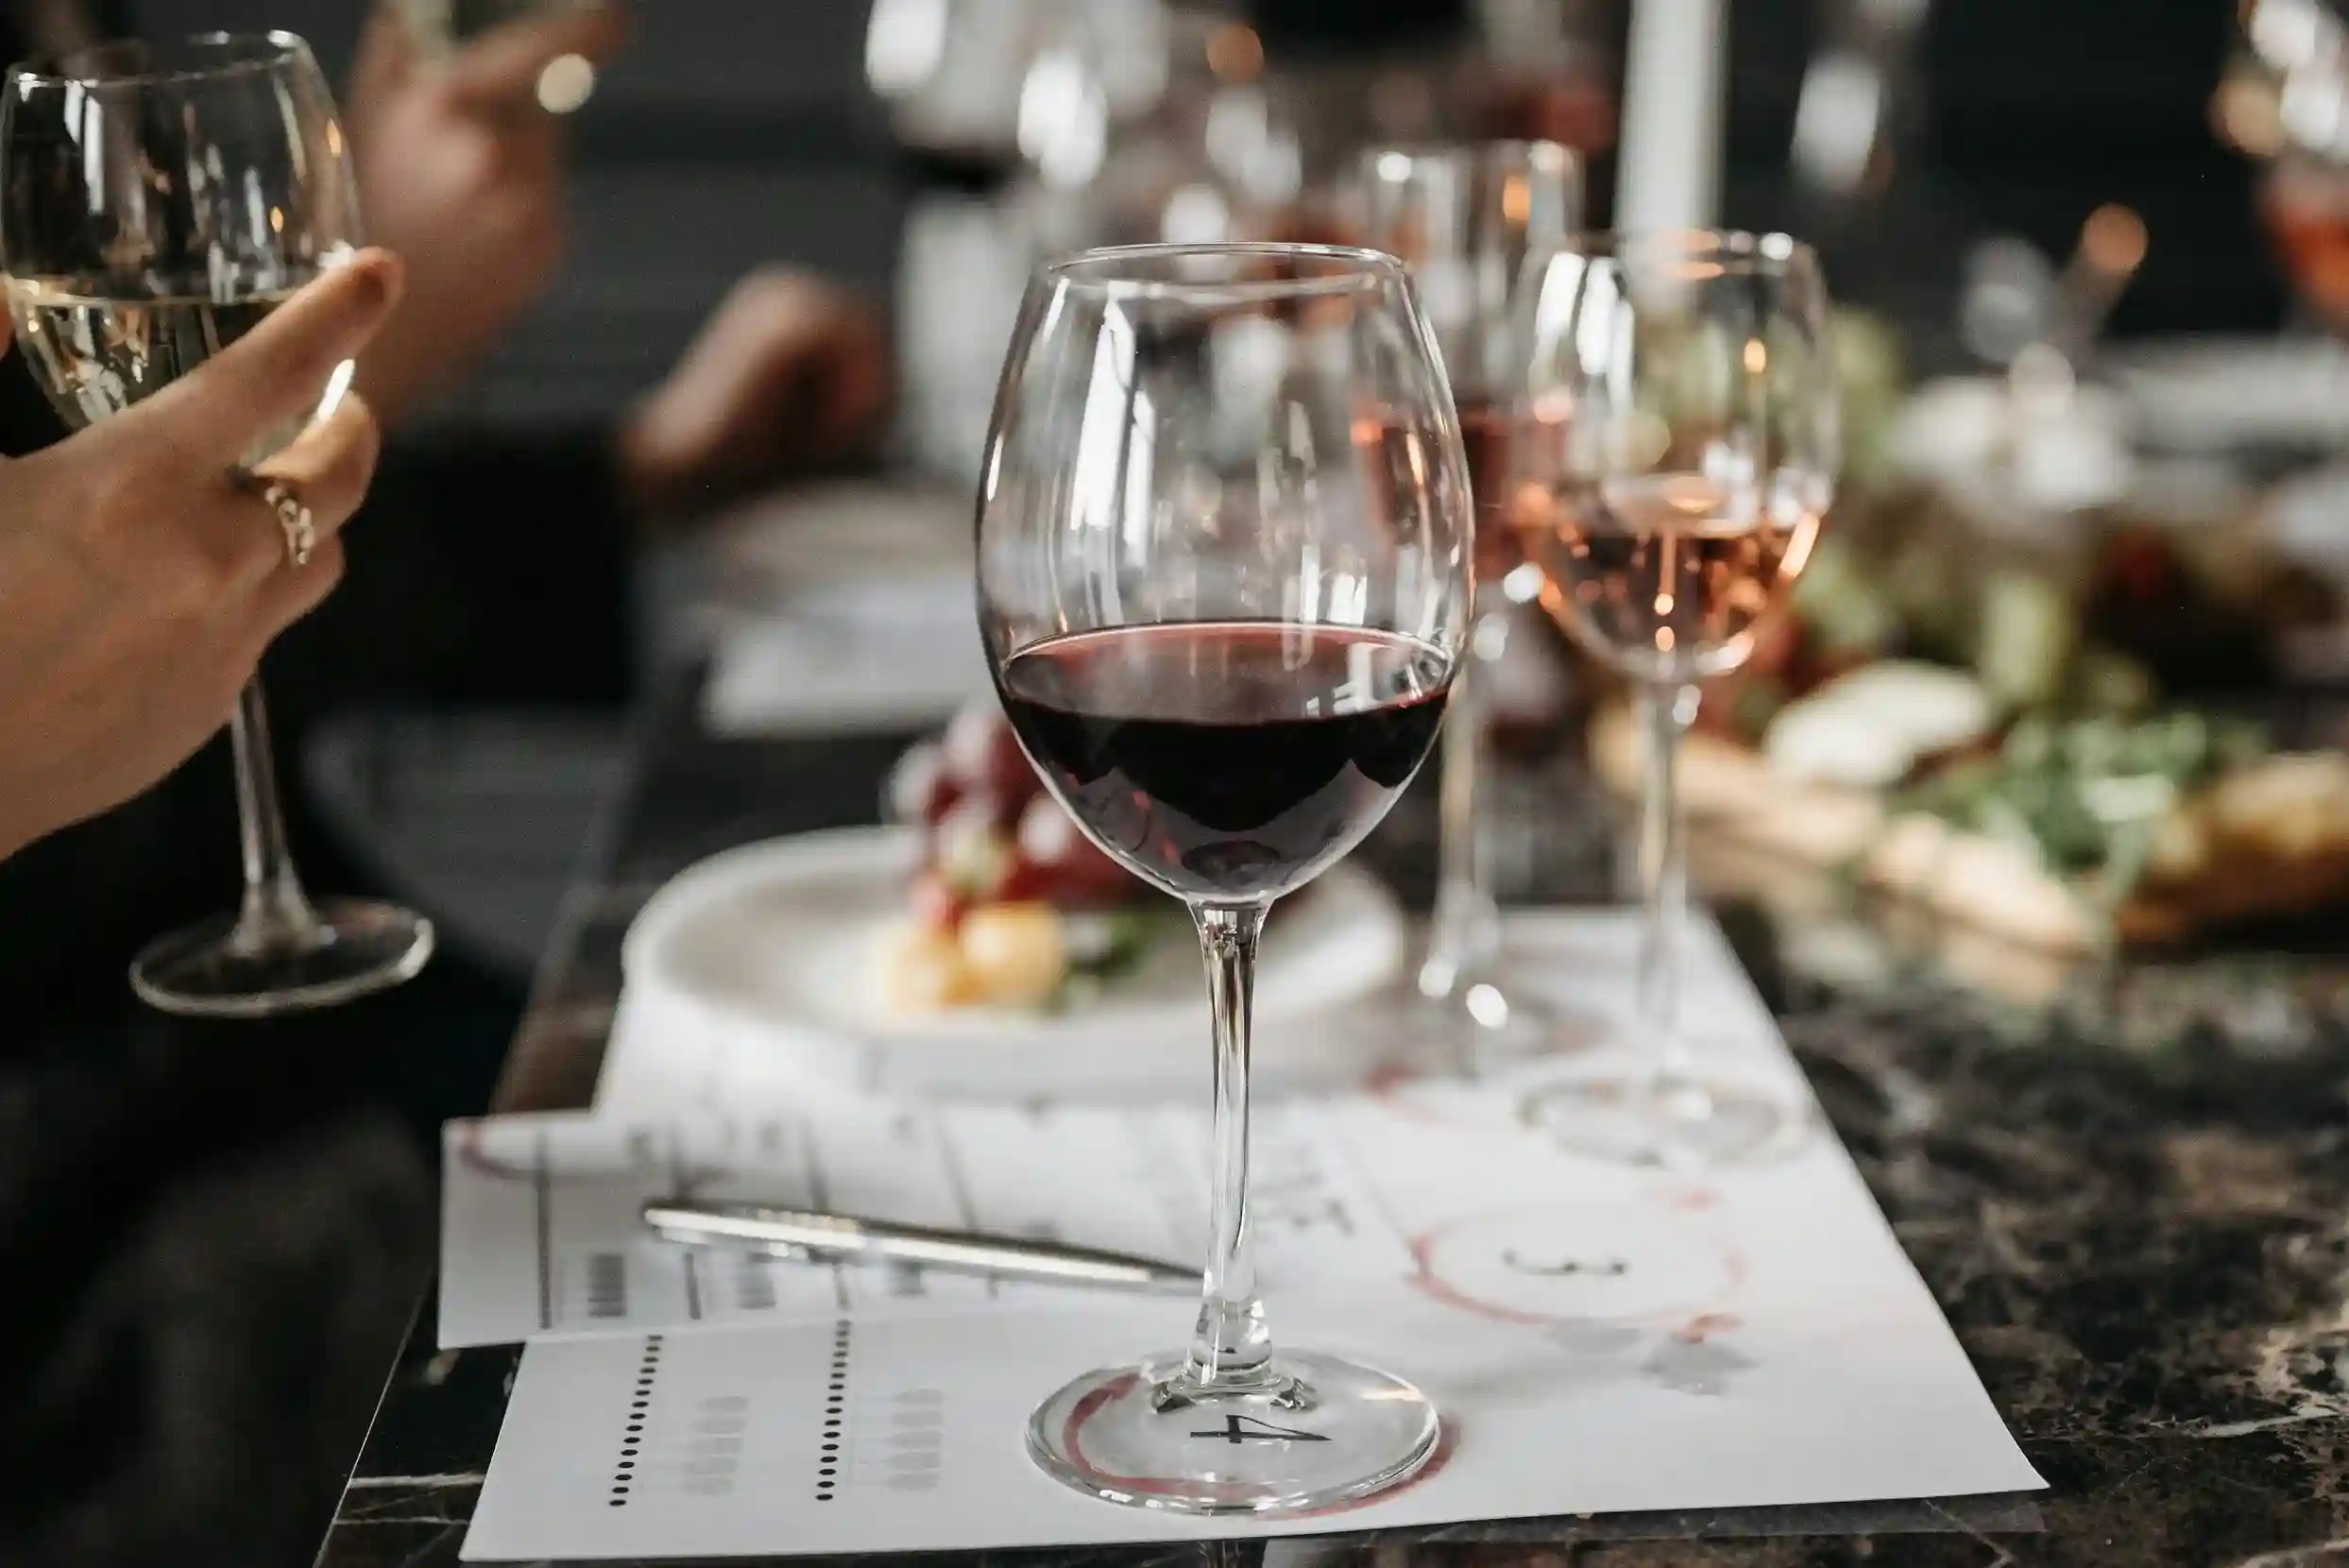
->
<box><xmin>641</xmin><ymin>1201</ymin><xmax>1196</xmax><ymax>1293</ymax></box>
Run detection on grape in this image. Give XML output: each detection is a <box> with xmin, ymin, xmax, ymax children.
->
<box><xmin>1017</xmin><ymin>795</ymin><xmax>1085</xmax><ymax>867</ymax></box>
<box><xmin>995</xmin><ymin>858</ymin><xmax>1053</xmax><ymax>905</ymax></box>
<box><xmin>943</xmin><ymin>699</ymin><xmax>1044</xmax><ymax>808</ymax></box>
<box><xmin>887</xmin><ymin>741</ymin><xmax>960</xmax><ymax>827</ymax></box>
<box><xmin>935</xmin><ymin>796</ymin><xmax>1014</xmax><ymax>900</ymax></box>
<box><xmin>1017</xmin><ymin>794</ymin><xmax>1142</xmax><ymax>904</ymax></box>
<box><xmin>898</xmin><ymin>707</ymin><xmax>1141</xmax><ymax>935</ymax></box>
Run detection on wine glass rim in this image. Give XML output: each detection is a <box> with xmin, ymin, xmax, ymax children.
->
<box><xmin>1557</xmin><ymin>229</ymin><xmax>1821</xmax><ymax>274</ymax></box>
<box><xmin>1044</xmin><ymin>242</ymin><xmax>1408</xmax><ymax>300</ymax></box>
<box><xmin>9</xmin><ymin>31</ymin><xmax>314</xmax><ymax>91</ymax></box>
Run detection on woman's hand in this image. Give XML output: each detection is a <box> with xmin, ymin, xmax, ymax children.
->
<box><xmin>616</xmin><ymin>268</ymin><xmax>893</xmax><ymax>522</ymax></box>
<box><xmin>344</xmin><ymin>2</ymin><xmax>629</xmax><ymax>426</ymax></box>
<box><xmin>0</xmin><ymin>252</ymin><xmax>404</xmax><ymax>861</ymax></box>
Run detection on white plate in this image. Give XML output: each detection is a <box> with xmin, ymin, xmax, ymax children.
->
<box><xmin>614</xmin><ymin>827</ymin><xmax>1409</xmax><ymax>1102</ymax></box>
<box><xmin>700</xmin><ymin>597</ymin><xmax>989</xmax><ymax>737</ymax></box>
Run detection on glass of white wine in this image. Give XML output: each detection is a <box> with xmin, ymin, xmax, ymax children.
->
<box><xmin>0</xmin><ymin>33</ymin><xmax>436</xmax><ymax>1017</ymax></box>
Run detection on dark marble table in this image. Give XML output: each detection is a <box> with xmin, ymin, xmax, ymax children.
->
<box><xmin>315</xmin><ymin>690</ymin><xmax>2349</xmax><ymax>1568</ymax></box>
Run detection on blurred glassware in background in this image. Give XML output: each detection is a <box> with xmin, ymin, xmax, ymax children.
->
<box><xmin>2219</xmin><ymin>0</ymin><xmax>2349</xmax><ymax>331</ymax></box>
<box><xmin>1357</xmin><ymin>141</ymin><xmax>1587</xmax><ymax>1051</ymax></box>
<box><xmin>2211</xmin><ymin>0</ymin><xmax>2349</xmax><ymax>634</ymax></box>
<box><xmin>1957</xmin><ymin>235</ymin><xmax>2062</xmax><ymax>369</ymax></box>
<box><xmin>1790</xmin><ymin>0</ymin><xmax>1930</xmax><ymax>211</ymax></box>
<box><xmin>869</xmin><ymin>0</ymin><xmax>1095</xmax><ymax>169</ymax></box>
<box><xmin>877</xmin><ymin>0</ymin><xmax>1212</xmax><ymax>482</ymax></box>
<box><xmin>1473</xmin><ymin>0</ymin><xmax>1619</xmax><ymax>158</ymax></box>
<box><xmin>877</xmin><ymin>0</ymin><xmax>1624</xmax><ymax>486</ymax></box>
<box><xmin>1888</xmin><ymin>205</ymin><xmax>2148</xmax><ymax>537</ymax></box>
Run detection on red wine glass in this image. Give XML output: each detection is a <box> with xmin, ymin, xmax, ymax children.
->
<box><xmin>1359</xmin><ymin>140</ymin><xmax>1582</xmax><ymax>1054</ymax></box>
<box><xmin>980</xmin><ymin>243</ymin><xmax>1472</xmax><ymax>1514</ymax></box>
<box><xmin>1511</xmin><ymin>231</ymin><xmax>1839</xmax><ymax>1168</ymax></box>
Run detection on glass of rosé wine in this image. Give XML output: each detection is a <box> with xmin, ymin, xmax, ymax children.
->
<box><xmin>1509</xmin><ymin>231</ymin><xmax>1840</xmax><ymax>1169</ymax></box>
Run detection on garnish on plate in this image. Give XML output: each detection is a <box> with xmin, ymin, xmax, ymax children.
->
<box><xmin>878</xmin><ymin>699</ymin><xmax>1173</xmax><ymax>1012</ymax></box>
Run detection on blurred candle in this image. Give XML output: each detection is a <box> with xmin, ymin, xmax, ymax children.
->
<box><xmin>1615</xmin><ymin>0</ymin><xmax>1726</xmax><ymax>233</ymax></box>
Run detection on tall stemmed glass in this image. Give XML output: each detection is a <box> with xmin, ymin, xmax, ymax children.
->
<box><xmin>982</xmin><ymin>243</ymin><xmax>1470</xmax><ymax>1514</ymax></box>
<box><xmin>1512</xmin><ymin>232</ymin><xmax>1838</xmax><ymax>1167</ymax></box>
<box><xmin>1359</xmin><ymin>141</ymin><xmax>1580</xmax><ymax>1047</ymax></box>
<box><xmin>1</xmin><ymin>34</ymin><xmax>436</xmax><ymax>1017</ymax></box>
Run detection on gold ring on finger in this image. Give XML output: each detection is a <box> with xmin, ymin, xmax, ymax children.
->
<box><xmin>261</xmin><ymin>481</ymin><xmax>316</xmax><ymax>569</ymax></box>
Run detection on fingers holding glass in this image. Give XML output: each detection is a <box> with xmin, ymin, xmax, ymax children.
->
<box><xmin>243</xmin><ymin>395</ymin><xmax>383</xmax><ymax>621</ymax></box>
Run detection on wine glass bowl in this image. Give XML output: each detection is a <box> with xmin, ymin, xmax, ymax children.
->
<box><xmin>1514</xmin><ymin>233</ymin><xmax>1835</xmax><ymax>682</ymax></box>
<box><xmin>996</xmin><ymin>622</ymin><xmax>1451</xmax><ymax>903</ymax></box>
<box><xmin>984</xmin><ymin>245</ymin><xmax>1470</xmax><ymax>909</ymax></box>
<box><xmin>980</xmin><ymin>242</ymin><xmax>1470</xmax><ymax>1514</ymax></box>
<box><xmin>1511</xmin><ymin>230</ymin><xmax>1837</xmax><ymax>1167</ymax></box>
<box><xmin>0</xmin><ymin>34</ymin><xmax>435</xmax><ymax>1017</ymax></box>
<box><xmin>3</xmin><ymin>35</ymin><xmax>362</xmax><ymax>431</ymax></box>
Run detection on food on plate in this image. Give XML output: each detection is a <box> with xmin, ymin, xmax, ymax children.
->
<box><xmin>1598</xmin><ymin>675</ymin><xmax>2349</xmax><ymax>952</ymax></box>
<box><xmin>1762</xmin><ymin>662</ymin><xmax>1996</xmax><ymax>790</ymax></box>
<box><xmin>1595</xmin><ymin>334</ymin><xmax>2349</xmax><ymax>952</ymax></box>
<box><xmin>877</xmin><ymin>699</ymin><xmax>1163</xmax><ymax>1012</ymax></box>
<box><xmin>1590</xmin><ymin>490</ymin><xmax>2349</xmax><ymax>949</ymax></box>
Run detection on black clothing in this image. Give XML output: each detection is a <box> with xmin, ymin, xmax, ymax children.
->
<box><xmin>0</xmin><ymin>10</ymin><xmax>640</xmax><ymax>1566</ymax></box>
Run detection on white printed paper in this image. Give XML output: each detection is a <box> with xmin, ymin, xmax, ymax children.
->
<box><xmin>466</xmin><ymin>1243</ymin><xmax>2040</xmax><ymax>1559</ymax></box>
<box><xmin>460</xmin><ymin>913</ymin><xmax>2046</xmax><ymax>1559</ymax></box>
<box><xmin>440</xmin><ymin>1100</ymin><xmax>1402</xmax><ymax>1347</ymax></box>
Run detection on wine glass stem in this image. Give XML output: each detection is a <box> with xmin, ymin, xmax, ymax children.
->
<box><xmin>1181</xmin><ymin>901</ymin><xmax>1277</xmax><ymax>1395</ymax></box>
<box><xmin>1640</xmin><ymin>683</ymin><xmax>1700</xmax><ymax>1096</ymax></box>
<box><xmin>1421</xmin><ymin>612</ymin><xmax>1506</xmax><ymax>1001</ymax></box>
<box><xmin>229</xmin><ymin>678</ymin><xmax>320</xmax><ymax>949</ymax></box>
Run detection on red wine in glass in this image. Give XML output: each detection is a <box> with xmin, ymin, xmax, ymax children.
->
<box><xmin>996</xmin><ymin>621</ymin><xmax>1452</xmax><ymax>902</ymax></box>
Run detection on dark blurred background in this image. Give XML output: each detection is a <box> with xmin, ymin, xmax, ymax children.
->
<box><xmin>128</xmin><ymin>0</ymin><xmax>2282</xmax><ymax>443</ymax></box>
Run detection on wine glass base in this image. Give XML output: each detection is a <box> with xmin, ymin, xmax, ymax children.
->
<box><xmin>131</xmin><ymin>899</ymin><xmax>435</xmax><ymax>1019</ymax></box>
<box><xmin>1027</xmin><ymin>1350</ymin><xmax>1440</xmax><ymax>1516</ymax></box>
<box><xmin>1521</xmin><ymin>1073</ymin><xmax>1808</xmax><ymax>1170</ymax></box>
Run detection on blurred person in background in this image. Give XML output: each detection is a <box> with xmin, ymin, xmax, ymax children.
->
<box><xmin>0</xmin><ymin>6</ymin><xmax>887</xmax><ymax>1565</ymax></box>
<box><xmin>0</xmin><ymin>0</ymin><xmax>892</xmax><ymax>1041</ymax></box>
